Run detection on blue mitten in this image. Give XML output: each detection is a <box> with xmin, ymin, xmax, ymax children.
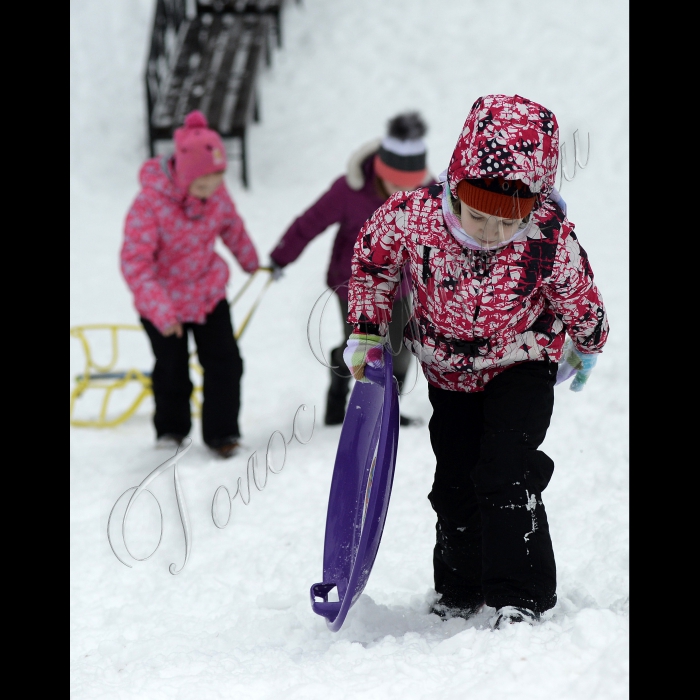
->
<box><xmin>556</xmin><ymin>339</ymin><xmax>599</xmax><ymax>392</ymax></box>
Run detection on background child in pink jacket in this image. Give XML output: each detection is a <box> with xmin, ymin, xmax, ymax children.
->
<box><xmin>121</xmin><ymin>111</ymin><xmax>259</xmax><ymax>457</ymax></box>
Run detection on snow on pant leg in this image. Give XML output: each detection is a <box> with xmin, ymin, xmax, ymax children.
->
<box><xmin>473</xmin><ymin>360</ymin><xmax>558</xmax><ymax>614</ymax></box>
<box><xmin>427</xmin><ymin>384</ymin><xmax>485</xmax><ymax>609</ymax></box>
<box><xmin>190</xmin><ymin>299</ymin><xmax>243</xmax><ymax>446</ymax></box>
<box><xmin>141</xmin><ymin>316</ymin><xmax>193</xmax><ymax>439</ymax></box>
<box><xmin>388</xmin><ymin>295</ymin><xmax>413</xmax><ymax>392</ymax></box>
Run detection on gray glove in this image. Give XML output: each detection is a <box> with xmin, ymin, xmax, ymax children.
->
<box><xmin>269</xmin><ymin>259</ymin><xmax>284</xmax><ymax>281</ymax></box>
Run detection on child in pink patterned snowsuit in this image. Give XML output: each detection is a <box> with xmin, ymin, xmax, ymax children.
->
<box><xmin>121</xmin><ymin>111</ymin><xmax>259</xmax><ymax>457</ymax></box>
<box><xmin>344</xmin><ymin>95</ymin><xmax>609</xmax><ymax>627</ymax></box>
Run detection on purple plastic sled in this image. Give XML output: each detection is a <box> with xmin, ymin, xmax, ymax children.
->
<box><xmin>310</xmin><ymin>346</ymin><xmax>400</xmax><ymax>631</ymax></box>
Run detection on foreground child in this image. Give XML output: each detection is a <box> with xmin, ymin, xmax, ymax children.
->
<box><xmin>343</xmin><ymin>94</ymin><xmax>608</xmax><ymax>627</ymax></box>
<box><xmin>121</xmin><ymin>111</ymin><xmax>259</xmax><ymax>457</ymax></box>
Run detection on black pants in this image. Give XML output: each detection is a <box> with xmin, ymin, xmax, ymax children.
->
<box><xmin>428</xmin><ymin>360</ymin><xmax>558</xmax><ymax>614</ymax></box>
<box><xmin>141</xmin><ymin>299</ymin><xmax>243</xmax><ymax>447</ymax></box>
<box><xmin>325</xmin><ymin>295</ymin><xmax>414</xmax><ymax>424</ymax></box>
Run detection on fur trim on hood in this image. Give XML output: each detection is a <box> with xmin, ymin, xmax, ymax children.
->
<box><xmin>345</xmin><ymin>139</ymin><xmax>382</xmax><ymax>191</ymax></box>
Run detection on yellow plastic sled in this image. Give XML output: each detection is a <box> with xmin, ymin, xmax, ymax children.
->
<box><xmin>70</xmin><ymin>268</ymin><xmax>272</xmax><ymax>428</ymax></box>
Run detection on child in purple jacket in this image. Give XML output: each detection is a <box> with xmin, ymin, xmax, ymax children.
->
<box><xmin>121</xmin><ymin>111</ymin><xmax>259</xmax><ymax>457</ymax></box>
<box><xmin>268</xmin><ymin>113</ymin><xmax>433</xmax><ymax>425</ymax></box>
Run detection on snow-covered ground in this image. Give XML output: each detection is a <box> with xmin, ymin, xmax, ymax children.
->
<box><xmin>70</xmin><ymin>1</ymin><xmax>629</xmax><ymax>697</ymax></box>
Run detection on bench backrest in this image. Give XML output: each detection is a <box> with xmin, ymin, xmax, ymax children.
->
<box><xmin>195</xmin><ymin>1</ymin><xmax>282</xmax><ymax>12</ymax></box>
<box><xmin>146</xmin><ymin>0</ymin><xmax>192</xmax><ymax>109</ymax></box>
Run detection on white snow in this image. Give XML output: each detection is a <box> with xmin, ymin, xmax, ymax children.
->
<box><xmin>70</xmin><ymin>1</ymin><xmax>629</xmax><ymax>697</ymax></box>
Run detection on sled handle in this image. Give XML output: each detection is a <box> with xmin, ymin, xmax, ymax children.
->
<box><xmin>310</xmin><ymin>583</ymin><xmax>341</xmax><ymax>622</ymax></box>
<box><xmin>364</xmin><ymin>364</ymin><xmax>385</xmax><ymax>386</ymax></box>
<box><xmin>229</xmin><ymin>266</ymin><xmax>272</xmax><ymax>307</ymax></box>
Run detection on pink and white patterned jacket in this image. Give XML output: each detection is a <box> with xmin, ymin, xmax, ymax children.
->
<box><xmin>121</xmin><ymin>157</ymin><xmax>259</xmax><ymax>333</ymax></box>
<box><xmin>348</xmin><ymin>94</ymin><xmax>608</xmax><ymax>393</ymax></box>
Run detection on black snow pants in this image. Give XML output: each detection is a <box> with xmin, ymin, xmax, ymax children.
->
<box><xmin>428</xmin><ymin>360</ymin><xmax>558</xmax><ymax>614</ymax></box>
<box><xmin>141</xmin><ymin>299</ymin><xmax>243</xmax><ymax>447</ymax></box>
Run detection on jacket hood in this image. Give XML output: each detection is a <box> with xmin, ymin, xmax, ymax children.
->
<box><xmin>138</xmin><ymin>156</ymin><xmax>186</xmax><ymax>202</ymax></box>
<box><xmin>138</xmin><ymin>156</ymin><xmax>211</xmax><ymax>219</ymax></box>
<box><xmin>446</xmin><ymin>94</ymin><xmax>559</xmax><ymax>209</ymax></box>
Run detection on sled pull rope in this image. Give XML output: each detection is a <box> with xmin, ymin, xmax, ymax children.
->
<box><xmin>229</xmin><ymin>266</ymin><xmax>272</xmax><ymax>307</ymax></box>
<box><xmin>231</xmin><ymin>267</ymin><xmax>273</xmax><ymax>340</ymax></box>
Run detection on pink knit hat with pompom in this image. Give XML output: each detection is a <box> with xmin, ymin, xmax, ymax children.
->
<box><xmin>173</xmin><ymin>111</ymin><xmax>226</xmax><ymax>191</ymax></box>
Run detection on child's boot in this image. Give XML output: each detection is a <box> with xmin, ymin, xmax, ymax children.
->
<box><xmin>325</xmin><ymin>347</ymin><xmax>351</xmax><ymax>425</ymax></box>
<box><xmin>490</xmin><ymin>606</ymin><xmax>540</xmax><ymax>629</ymax></box>
<box><xmin>156</xmin><ymin>433</ymin><xmax>186</xmax><ymax>450</ymax></box>
<box><xmin>207</xmin><ymin>436</ymin><xmax>241</xmax><ymax>459</ymax></box>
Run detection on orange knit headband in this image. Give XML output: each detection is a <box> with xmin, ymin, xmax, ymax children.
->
<box><xmin>456</xmin><ymin>179</ymin><xmax>535</xmax><ymax>219</ymax></box>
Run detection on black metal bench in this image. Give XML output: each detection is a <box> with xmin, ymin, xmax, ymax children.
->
<box><xmin>195</xmin><ymin>0</ymin><xmax>296</xmax><ymax>49</ymax></box>
<box><xmin>146</xmin><ymin>0</ymin><xmax>271</xmax><ymax>187</ymax></box>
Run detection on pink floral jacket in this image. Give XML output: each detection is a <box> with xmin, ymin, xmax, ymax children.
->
<box><xmin>348</xmin><ymin>95</ymin><xmax>608</xmax><ymax>392</ymax></box>
<box><xmin>121</xmin><ymin>157</ymin><xmax>259</xmax><ymax>333</ymax></box>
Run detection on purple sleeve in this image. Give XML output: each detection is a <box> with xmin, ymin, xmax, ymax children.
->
<box><xmin>269</xmin><ymin>176</ymin><xmax>348</xmax><ymax>267</ymax></box>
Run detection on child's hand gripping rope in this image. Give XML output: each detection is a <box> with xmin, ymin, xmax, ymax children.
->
<box><xmin>268</xmin><ymin>260</ymin><xmax>284</xmax><ymax>281</ymax></box>
<box><xmin>343</xmin><ymin>333</ymin><xmax>385</xmax><ymax>383</ymax></box>
<box><xmin>556</xmin><ymin>338</ymin><xmax>599</xmax><ymax>392</ymax></box>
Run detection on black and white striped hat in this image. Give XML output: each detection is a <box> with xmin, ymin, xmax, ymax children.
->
<box><xmin>374</xmin><ymin>112</ymin><xmax>428</xmax><ymax>188</ymax></box>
